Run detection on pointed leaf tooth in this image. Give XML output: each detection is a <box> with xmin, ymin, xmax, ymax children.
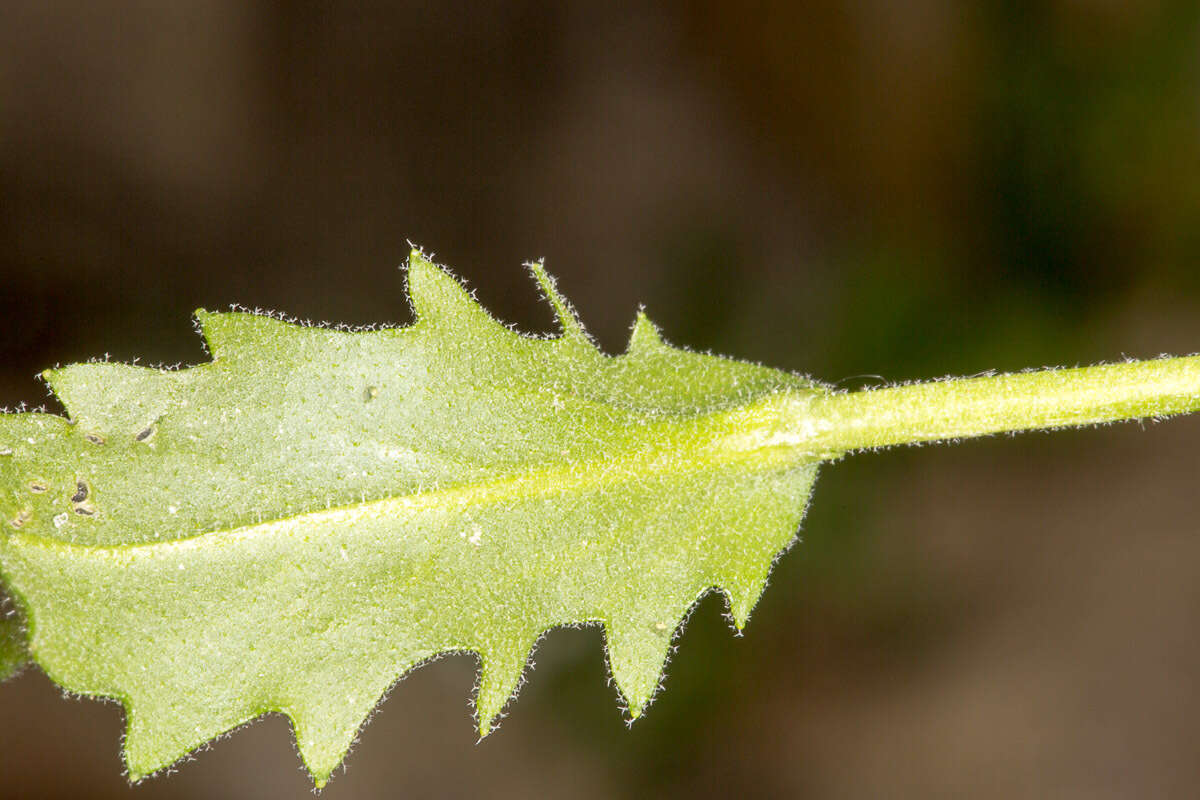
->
<box><xmin>604</xmin><ymin>617</ymin><xmax>675</xmax><ymax>719</ymax></box>
<box><xmin>475</xmin><ymin>638</ymin><xmax>535</xmax><ymax>737</ymax></box>
<box><xmin>526</xmin><ymin>260</ymin><xmax>588</xmax><ymax>342</ymax></box>
<box><xmin>42</xmin><ymin>362</ymin><xmax>175</xmax><ymax>434</ymax></box>
<box><xmin>723</xmin><ymin>579</ymin><xmax>766</xmax><ymax>632</ymax></box>
<box><xmin>195</xmin><ymin>309</ymin><xmax>293</xmax><ymax>362</ymax></box>
<box><xmin>122</xmin><ymin>701</ymin><xmax>207</xmax><ymax>784</ymax></box>
<box><xmin>290</xmin><ymin>688</ymin><xmax>387</xmax><ymax>787</ymax></box>
<box><xmin>406</xmin><ymin>249</ymin><xmax>504</xmax><ymax>334</ymax></box>
<box><xmin>627</xmin><ymin>310</ymin><xmax>665</xmax><ymax>353</ymax></box>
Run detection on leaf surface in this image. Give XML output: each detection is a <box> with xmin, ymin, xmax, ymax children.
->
<box><xmin>0</xmin><ymin>252</ymin><xmax>824</xmax><ymax>784</ymax></box>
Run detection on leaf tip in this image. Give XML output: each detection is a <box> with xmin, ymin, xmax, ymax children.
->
<box><xmin>627</xmin><ymin>310</ymin><xmax>664</xmax><ymax>353</ymax></box>
<box><xmin>404</xmin><ymin>248</ymin><xmax>498</xmax><ymax>333</ymax></box>
<box><xmin>121</xmin><ymin>731</ymin><xmax>161</xmax><ymax>787</ymax></box>
<box><xmin>724</xmin><ymin>581</ymin><xmax>763</xmax><ymax>633</ymax></box>
<box><xmin>192</xmin><ymin>307</ymin><xmax>216</xmax><ymax>333</ymax></box>
<box><xmin>39</xmin><ymin>366</ymin><xmax>62</xmax><ymax>394</ymax></box>
<box><xmin>474</xmin><ymin>641</ymin><xmax>533</xmax><ymax>739</ymax></box>
<box><xmin>604</xmin><ymin>619</ymin><xmax>672</xmax><ymax>720</ymax></box>
<box><xmin>406</xmin><ymin>245</ymin><xmax>433</xmax><ymax>269</ymax></box>
<box><xmin>526</xmin><ymin>260</ymin><xmax>589</xmax><ymax>343</ymax></box>
<box><xmin>193</xmin><ymin>308</ymin><xmax>249</xmax><ymax>360</ymax></box>
<box><xmin>475</xmin><ymin>696</ymin><xmax>502</xmax><ymax>739</ymax></box>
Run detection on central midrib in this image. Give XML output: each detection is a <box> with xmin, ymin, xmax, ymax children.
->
<box><xmin>5</xmin><ymin>409</ymin><xmax>820</xmax><ymax>561</ymax></box>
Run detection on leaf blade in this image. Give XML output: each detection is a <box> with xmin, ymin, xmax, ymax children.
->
<box><xmin>0</xmin><ymin>251</ymin><xmax>822</xmax><ymax>783</ymax></box>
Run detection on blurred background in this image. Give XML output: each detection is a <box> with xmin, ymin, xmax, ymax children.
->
<box><xmin>2</xmin><ymin>1</ymin><xmax>1200</xmax><ymax>797</ymax></box>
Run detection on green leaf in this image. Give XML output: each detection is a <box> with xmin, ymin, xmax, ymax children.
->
<box><xmin>0</xmin><ymin>251</ymin><xmax>823</xmax><ymax>785</ymax></box>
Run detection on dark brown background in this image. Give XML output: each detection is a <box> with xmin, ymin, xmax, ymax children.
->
<box><xmin>3</xmin><ymin>1</ymin><xmax>1200</xmax><ymax>797</ymax></box>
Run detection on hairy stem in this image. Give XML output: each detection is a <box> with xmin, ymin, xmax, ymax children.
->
<box><xmin>798</xmin><ymin>355</ymin><xmax>1200</xmax><ymax>454</ymax></box>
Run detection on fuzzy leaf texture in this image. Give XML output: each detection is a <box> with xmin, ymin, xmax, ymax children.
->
<box><xmin>0</xmin><ymin>252</ymin><xmax>825</xmax><ymax>785</ymax></box>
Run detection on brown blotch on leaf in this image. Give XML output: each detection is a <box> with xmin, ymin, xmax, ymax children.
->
<box><xmin>135</xmin><ymin>426</ymin><xmax>154</xmax><ymax>442</ymax></box>
<box><xmin>9</xmin><ymin>510</ymin><xmax>32</xmax><ymax>529</ymax></box>
<box><xmin>28</xmin><ymin>481</ymin><xmax>48</xmax><ymax>494</ymax></box>
<box><xmin>84</xmin><ymin>433</ymin><xmax>106</xmax><ymax>445</ymax></box>
<box><xmin>73</xmin><ymin>505</ymin><xmax>96</xmax><ymax>517</ymax></box>
<box><xmin>71</xmin><ymin>481</ymin><xmax>89</xmax><ymax>503</ymax></box>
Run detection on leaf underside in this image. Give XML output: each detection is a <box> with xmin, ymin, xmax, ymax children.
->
<box><xmin>0</xmin><ymin>252</ymin><xmax>822</xmax><ymax>785</ymax></box>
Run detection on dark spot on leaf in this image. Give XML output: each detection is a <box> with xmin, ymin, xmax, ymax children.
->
<box><xmin>85</xmin><ymin>433</ymin><xmax>106</xmax><ymax>445</ymax></box>
<box><xmin>71</xmin><ymin>481</ymin><xmax>89</xmax><ymax>503</ymax></box>
<box><xmin>135</xmin><ymin>426</ymin><xmax>154</xmax><ymax>442</ymax></box>
<box><xmin>73</xmin><ymin>506</ymin><xmax>95</xmax><ymax>516</ymax></box>
<box><xmin>28</xmin><ymin>481</ymin><xmax>48</xmax><ymax>494</ymax></box>
<box><xmin>9</xmin><ymin>510</ymin><xmax>32</xmax><ymax>529</ymax></box>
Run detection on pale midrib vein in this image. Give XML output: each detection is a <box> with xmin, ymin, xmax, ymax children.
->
<box><xmin>4</xmin><ymin>419</ymin><xmax>815</xmax><ymax>562</ymax></box>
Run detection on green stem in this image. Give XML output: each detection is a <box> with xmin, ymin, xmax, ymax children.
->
<box><xmin>800</xmin><ymin>355</ymin><xmax>1200</xmax><ymax>454</ymax></box>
